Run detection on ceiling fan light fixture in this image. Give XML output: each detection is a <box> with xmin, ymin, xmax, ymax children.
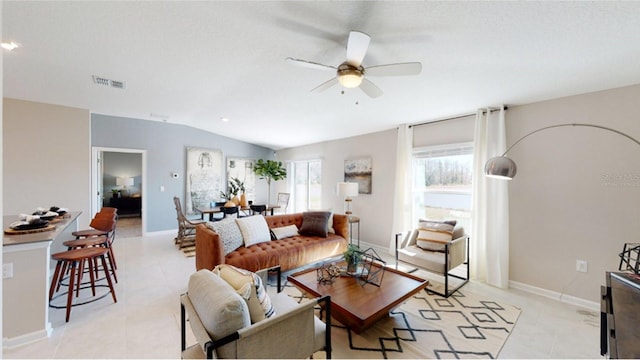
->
<box><xmin>338</xmin><ymin>72</ymin><xmax>363</xmax><ymax>88</ymax></box>
<box><xmin>337</xmin><ymin>63</ymin><xmax>363</xmax><ymax>88</ymax></box>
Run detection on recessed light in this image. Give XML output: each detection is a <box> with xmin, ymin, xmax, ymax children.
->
<box><xmin>221</xmin><ymin>117</ymin><xmax>230</xmax><ymax>122</ymax></box>
<box><xmin>1</xmin><ymin>41</ymin><xmax>19</xmax><ymax>51</ymax></box>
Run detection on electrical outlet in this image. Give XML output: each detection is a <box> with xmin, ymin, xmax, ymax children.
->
<box><xmin>576</xmin><ymin>260</ymin><xmax>588</xmax><ymax>273</ymax></box>
<box><xmin>3</xmin><ymin>263</ymin><xmax>13</xmax><ymax>278</ymax></box>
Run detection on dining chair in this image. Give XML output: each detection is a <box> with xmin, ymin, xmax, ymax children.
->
<box><xmin>276</xmin><ymin>192</ymin><xmax>290</xmax><ymax>213</ymax></box>
<box><xmin>249</xmin><ymin>204</ymin><xmax>267</xmax><ymax>216</ymax></box>
<box><xmin>220</xmin><ymin>206</ymin><xmax>241</xmax><ymax>219</ymax></box>
<box><xmin>174</xmin><ymin>196</ymin><xmax>206</xmax><ymax>248</ymax></box>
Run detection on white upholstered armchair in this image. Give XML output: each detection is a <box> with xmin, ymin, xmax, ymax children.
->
<box><xmin>396</xmin><ymin>220</ymin><xmax>469</xmax><ymax>298</ymax></box>
<box><xmin>181</xmin><ymin>266</ymin><xmax>332</xmax><ymax>359</ymax></box>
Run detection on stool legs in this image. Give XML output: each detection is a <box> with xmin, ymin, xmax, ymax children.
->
<box><xmin>50</xmin><ymin>248</ymin><xmax>118</xmax><ymax>323</ymax></box>
<box><xmin>65</xmin><ymin>261</ymin><xmax>77</xmax><ymax>322</ymax></box>
<box><xmin>100</xmin><ymin>254</ymin><xmax>117</xmax><ymax>303</ymax></box>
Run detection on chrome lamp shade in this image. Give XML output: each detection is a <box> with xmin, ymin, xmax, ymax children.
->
<box><xmin>484</xmin><ymin>156</ymin><xmax>517</xmax><ymax>180</ymax></box>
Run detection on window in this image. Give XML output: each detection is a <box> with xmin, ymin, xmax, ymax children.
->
<box><xmin>290</xmin><ymin>159</ymin><xmax>322</xmax><ymax>212</ymax></box>
<box><xmin>412</xmin><ymin>143</ymin><xmax>473</xmax><ymax>232</ymax></box>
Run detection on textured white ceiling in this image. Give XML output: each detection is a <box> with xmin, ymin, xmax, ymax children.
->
<box><xmin>4</xmin><ymin>1</ymin><xmax>640</xmax><ymax>149</ymax></box>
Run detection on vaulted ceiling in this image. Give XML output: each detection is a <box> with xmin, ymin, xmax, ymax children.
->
<box><xmin>4</xmin><ymin>1</ymin><xmax>640</xmax><ymax>149</ymax></box>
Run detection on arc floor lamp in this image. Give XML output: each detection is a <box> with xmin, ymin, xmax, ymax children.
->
<box><xmin>484</xmin><ymin>123</ymin><xmax>640</xmax><ymax>180</ymax></box>
<box><xmin>483</xmin><ymin>122</ymin><xmax>640</xmax><ymax>274</ymax></box>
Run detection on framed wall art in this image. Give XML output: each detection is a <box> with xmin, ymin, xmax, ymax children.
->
<box><xmin>226</xmin><ymin>157</ymin><xmax>256</xmax><ymax>201</ymax></box>
<box><xmin>345</xmin><ymin>157</ymin><xmax>372</xmax><ymax>194</ymax></box>
<box><xmin>186</xmin><ymin>147</ymin><xmax>223</xmax><ymax>215</ymax></box>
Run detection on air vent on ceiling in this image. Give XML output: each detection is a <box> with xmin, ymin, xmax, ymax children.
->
<box><xmin>92</xmin><ymin>75</ymin><xmax>127</xmax><ymax>90</ymax></box>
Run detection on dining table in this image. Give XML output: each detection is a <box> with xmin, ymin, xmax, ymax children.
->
<box><xmin>196</xmin><ymin>205</ymin><xmax>280</xmax><ymax>221</ymax></box>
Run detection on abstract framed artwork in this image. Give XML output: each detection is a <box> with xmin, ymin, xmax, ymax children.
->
<box><xmin>226</xmin><ymin>157</ymin><xmax>256</xmax><ymax>202</ymax></box>
<box><xmin>345</xmin><ymin>157</ymin><xmax>372</xmax><ymax>194</ymax></box>
<box><xmin>186</xmin><ymin>147</ymin><xmax>223</xmax><ymax>215</ymax></box>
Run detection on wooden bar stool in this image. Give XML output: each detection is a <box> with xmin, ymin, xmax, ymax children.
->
<box><xmin>49</xmin><ymin>247</ymin><xmax>117</xmax><ymax>322</ymax></box>
<box><xmin>62</xmin><ymin>235</ymin><xmax>118</xmax><ymax>284</ymax></box>
<box><xmin>71</xmin><ymin>213</ymin><xmax>119</xmax><ymax>270</ymax></box>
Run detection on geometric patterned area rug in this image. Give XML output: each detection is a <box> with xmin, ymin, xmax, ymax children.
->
<box><xmin>275</xmin><ymin>280</ymin><xmax>521</xmax><ymax>359</ymax></box>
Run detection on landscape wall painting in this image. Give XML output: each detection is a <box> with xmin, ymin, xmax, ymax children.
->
<box><xmin>344</xmin><ymin>157</ymin><xmax>372</xmax><ymax>194</ymax></box>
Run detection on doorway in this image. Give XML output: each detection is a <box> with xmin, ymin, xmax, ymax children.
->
<box><xmin>92</xmin><ymin>147</ymin><xmax>146</xmax><ymax>237</ymax></box>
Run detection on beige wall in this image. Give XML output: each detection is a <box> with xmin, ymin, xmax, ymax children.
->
<box><xmin>276</xmin><ymin>129</ymin><xmax>398</xmax><ymax>249</ymax></box>
<box><xmin>508</xmin><ymin>84</ymin><xmax>640</xmax><ymax>303</ymax></box>
<box><xmin>3</xmin><ymin>98</ymin><xmax>91</xmax><ymax>228</ymax></box>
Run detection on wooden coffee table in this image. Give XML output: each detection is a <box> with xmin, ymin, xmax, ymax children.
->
<box><xmin>287</xmin><ymin>264</ymin><xmax>429</xmax><ymax>333</ymax></box>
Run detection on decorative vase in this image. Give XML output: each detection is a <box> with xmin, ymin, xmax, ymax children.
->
<box><xmin>240</xmin><ymin>193</ymin><xmax>248</xmax><ymax>207</ymax></box>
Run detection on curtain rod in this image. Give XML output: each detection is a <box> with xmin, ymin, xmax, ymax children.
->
<box><xmin>408</xmin><ymin>106</ymin><xmax>508</xmax><ymax>129</ymax></box>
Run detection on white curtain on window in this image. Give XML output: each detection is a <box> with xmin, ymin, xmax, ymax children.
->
<box><xmin>390</xmin><ymin>124</ymin><xmax>414</xmax><ymax>253</ymax></box>
<box><xmin>471</xmin><ymin>106</ymin><xmax>510</xmax><ymax>288</ymax></box>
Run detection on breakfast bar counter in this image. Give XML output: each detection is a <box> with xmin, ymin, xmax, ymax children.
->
<box><xmin>3</xmin><ymin>211</ymin><xmax>81</xmax><ymax>348</ymax></box>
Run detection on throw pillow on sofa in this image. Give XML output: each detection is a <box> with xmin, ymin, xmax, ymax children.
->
<box><xmin>236</xmin><ymin>215</ymin><xmax>271</xmax><ymax>247</ymax></box>
<box><xmin>270</xmin><ymin>224</ymin><xmax>299</xmax><ymax>240</ymax></box>
<box><xmin>206</xmin><ymin>218</ymin><xmax>244</xmax><ymax>255</ymax></box>
<box><xmin>213</xmin><ymin>264</ymin><xmax>275</xmax><ymax>323</ymax></box>
<box><xmin>416</xmin><ymin>219</ymin><xmax>457</xmax><ymax>252</ymax></box>
<box><xmin>307</xmin><ymin>208</ymin><xmax>335</xmax><ymax>233</ymax></box>
<box><xmin>299</xmin><ymin>211</ymin><xmax>331</xmax><ymax>237</ymax></box>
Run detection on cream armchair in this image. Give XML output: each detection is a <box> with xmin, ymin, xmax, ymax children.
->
<box><xmin>395</xmin><ymin>225</ymin><xmax>469</xmax><ymax>298</ymax></box>
<box><xmin>181</xmin><ymin>266</ymin><xmax>332</xmax><ymax>359</ymax></box>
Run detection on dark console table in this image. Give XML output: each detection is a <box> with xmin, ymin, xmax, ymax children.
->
<box><xmin>109</xmin><ymin>196</ymin><xmax>141</xmax><ymax>217</ymax></box>
<box><xmin>601</xmin><ymin>271</ymin><xmax>640</xmax><ymax>358</ymax></box>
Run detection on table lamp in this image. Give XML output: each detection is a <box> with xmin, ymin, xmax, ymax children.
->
<box><xmin>337</xmin><ymin>182</ymin><xmax>359</xmax><ymax>215</ymax></box>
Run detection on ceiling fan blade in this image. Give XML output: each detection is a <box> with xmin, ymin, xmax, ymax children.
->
<box><xmin>345</xmin><ymin>31</ymin><xmax>370</xmax><ymax>67</ymax></box>
<box><xmin>286</xmin><ymin>57</ymin><xmax>336</xmax><ymax>72</ymax></box>
<box><xmin>365</xmin><ymin>62</ymin><xmax>422</xmax><ymax>76</ymax></box>
<box><xmin>311</xmin><ymin>77</ymin><xmax>339</xmax><ymax>93</ymax></box>
<box><xmin>359</xmin><ymin>79</ymin><xmax>383</xmax><ymax>98</ymax></box>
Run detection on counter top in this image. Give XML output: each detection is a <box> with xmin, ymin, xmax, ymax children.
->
<box><xmin>3</xmin><ymin>211</ymin><xmax>82</xmax><ymax>246</ymax></box>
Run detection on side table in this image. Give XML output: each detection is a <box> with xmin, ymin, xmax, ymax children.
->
<box><xmin>348</xmin><ymin>215</ymin><xmax>360</xmax><ymax>247</ymax></box>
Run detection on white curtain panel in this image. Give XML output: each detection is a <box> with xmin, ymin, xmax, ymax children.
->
<box><xmin>390</xmin><ymin>124</ymin><xmax>414</xmax><ymax>254</ymax></box>
<box><xmin>471</xmin><ymin>107</ymin><xmax>510</xmax><ymax>288</ymax></box>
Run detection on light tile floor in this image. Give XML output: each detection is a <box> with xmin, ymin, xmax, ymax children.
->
<box><xmin>3</xmin><ymin>230</ymin><xmax>601</xmax><ymax>359</ymax></box>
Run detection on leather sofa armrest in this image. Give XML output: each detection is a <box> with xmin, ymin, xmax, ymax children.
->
<box><xmin>332</xmin><ymin>214</ymin><xmax>348</xmax><ymax>240</ymax></box>
<box><xmin>195</xmin><ymin>223</ymin><xmax>225</xmax><ymax>271</ymax></box>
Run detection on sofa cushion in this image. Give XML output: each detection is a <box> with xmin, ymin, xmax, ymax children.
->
<box><xmin>416</xmin><ymin>219</ymin><xmax>456</xmax><ymax>252</ymax></box>
<box><xmin>270</xmin><ymin>224</ymin><xmax>299</xmax><ymax>240</ymax></box>
<box><xmin>187</xmin><ymin>270</ymin><xmax>250</xmax><ymax>358</ymax></box>
<box><xmin>307</xmin><ymin>208</ymin><xmax>335</xmax><ymax>233</ymax></box>
<box><xmin>236</xmin><ymin>215</ymin><xmax>271</xmax><ymax>247</ymax></box>
<box><xmin>213</xmin><ymin>264</ymin><xmax>275</xmax><ymax>323</ymax></box>
<box><xmin>206</xmin><ymin>218</ymin><xmax>243</xmax><ymax>255</ymax></box>
<box><xmin>299</xmin><ymin>211</ymin><xmax>331</xmax><ymax>237</ymax></box>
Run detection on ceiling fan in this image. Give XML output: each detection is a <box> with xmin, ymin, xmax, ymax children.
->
<box><xmin>286</xmin><ymin>30</ymin><xmax>422</xmax><ymax>98</ymax></box>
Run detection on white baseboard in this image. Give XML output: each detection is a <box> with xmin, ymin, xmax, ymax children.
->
<box><xmin>509</xmin><ymin>280</ymin><xmax>600</xmax><ymax>312</ymax></box>
<box><xmin>3</xmin><ymin>324</ymin><xmax>52</xmax><ymax>349</ymax></box>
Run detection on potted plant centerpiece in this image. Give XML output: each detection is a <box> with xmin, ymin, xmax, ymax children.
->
<box><xmin>253</xmin><ymin>159</ymin><xmax>287</xmax><ymax>205</ymax></box>
<box><xmin>344</xmin><ymin>243</ymin><xmax>363</xmax><ymax>274</ymax></box>
<box><xmin>220</xmin><ymin>178</ymin><xmax>242</xmax><ymax>206</ymax></box>
<box><xmin>232</xmin><ymin>177</ymin><xmax>248</xmax><ymax>207</ymax></box>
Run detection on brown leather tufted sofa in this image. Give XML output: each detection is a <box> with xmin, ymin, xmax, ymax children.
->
<box><xmin>195</xmin><ymin>213</ymin><xmax>349</xmax><ymax>272</ymax></box>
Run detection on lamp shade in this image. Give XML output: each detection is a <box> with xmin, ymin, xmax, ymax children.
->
<box><xmin>484</xmin><ymin>156</ymin><xmax>517</xmax><ymax>180</ymax></box>
<box><xmin>337</xmin><ymin>182</ymin><xmax>359</xmax><ymax>198</ymax></box>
